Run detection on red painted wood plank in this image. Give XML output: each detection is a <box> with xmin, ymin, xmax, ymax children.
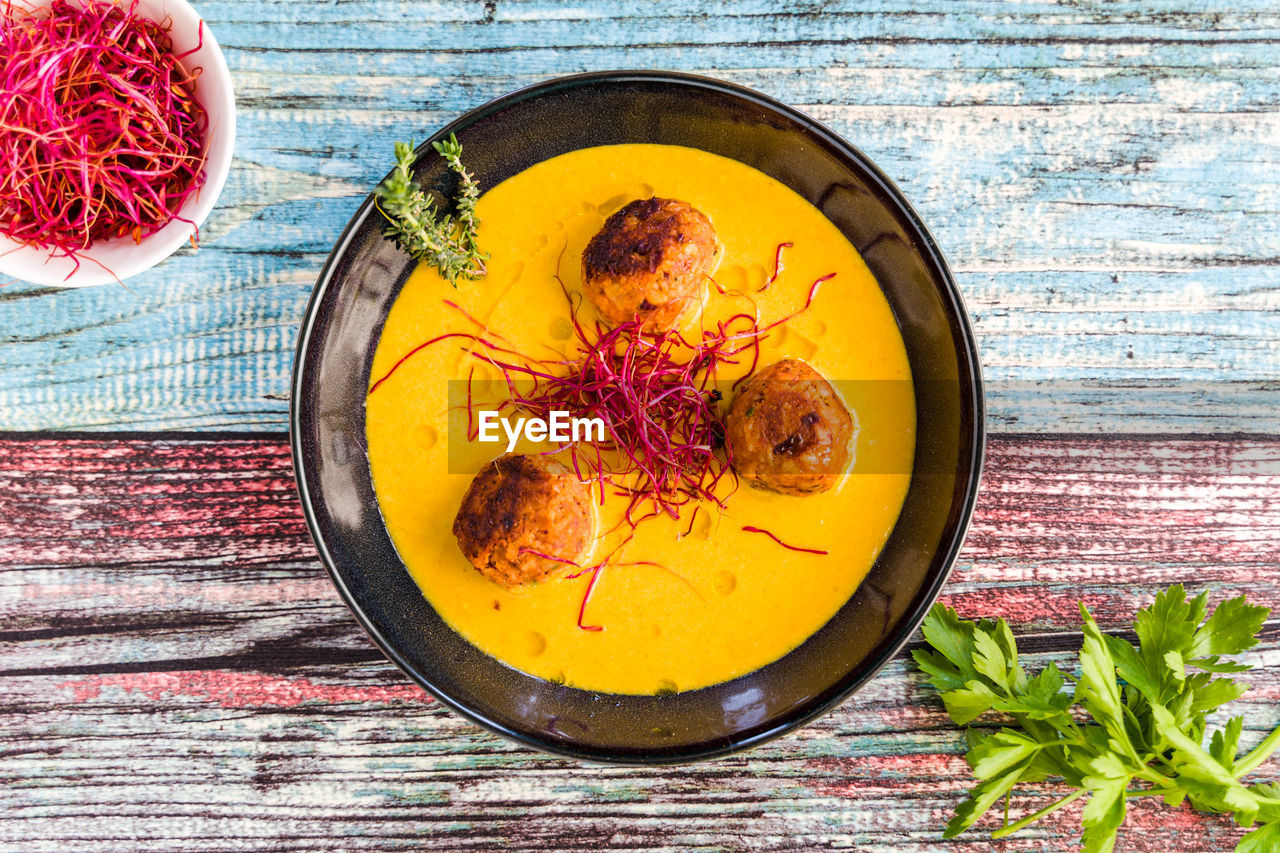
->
<box><xmin>0</xmin><ymin>437</ymin><xmax>309</xmax><ymax>569</ymax></box>
<box><xmin>3</xmin><ymin>436</ymin><xmax>1278</xmax><ymax>570</ymax></box>
<box><xmin>1</xmin><ymin>435</ymin><xmax>1277</xmax><ymax>852</ymax></box>
<box><xmin>61</xmin><ymin>670</ymin><xmax>433</xmax><ymax>708</ymax></box>
<box><xmin>1</xmin><ymin>434</ymin><xmax>1278</xmax><ymax>654</ymax></box>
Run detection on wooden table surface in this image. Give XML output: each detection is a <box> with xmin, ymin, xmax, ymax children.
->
<box><xmin>3</xmin><ymin>2</ymin><xmax>1279</xmax><ymax>851</ymax></box>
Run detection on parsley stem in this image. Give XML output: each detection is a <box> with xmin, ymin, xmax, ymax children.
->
<box><xmin>1135</xmin><ymin>764</ymin><xmax>1177</xmax><ymax>787</ymax></box>
<box><xmin>1235</xmin><ymin>723</ymin><xmax>1280</xmax><ymax>779</ymax></box>
<box><xmin>991</xmin><ymin>789</ymin><xmax>1086</xmax><ymax>839</ymax></box>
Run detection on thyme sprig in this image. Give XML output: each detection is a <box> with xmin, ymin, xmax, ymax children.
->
<box><xmin>374</xmin><ymin>135</ymin><xmax>488</xmax><ymax>287</ymax></box>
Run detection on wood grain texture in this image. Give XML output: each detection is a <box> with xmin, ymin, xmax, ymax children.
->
<box><xmin>1</xmin><ymin>0</ymin><xmax>1278</xmax><ymax>430</ymax></box>
<box><xmin>2</xmin><ymin>434</ymin><xmax>1278</xmax><ymax>851</ymax></box>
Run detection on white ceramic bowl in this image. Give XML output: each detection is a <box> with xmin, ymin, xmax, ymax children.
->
<box><xmin>0</xmin><ymin>0</ymin><xmax>235</xmax><ymax>287</ymax></box>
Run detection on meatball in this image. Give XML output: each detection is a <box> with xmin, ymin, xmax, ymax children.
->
<box><xmin>724</xmin><ymin>359</ymin><xmax>854</xmax><ymax>496</ymax></box>
<box><xmin>581</xmin><ymin>197</ymin><xmax>718</xmax><ymax>332</ymax></box>
<box><xmin>452</xmin><ymin>453</ymin><xmax>595</xmax><ymax>590</ymax></box>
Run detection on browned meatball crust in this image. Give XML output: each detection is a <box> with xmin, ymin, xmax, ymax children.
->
<box><xmin>724</xmin><ymin>359</ymin><xmax>854</xmax><ymax>496</ymax></box>
<box><xmin>581</xmin><ymin>197</ymin><xmax>717</xmax><ymax>332</ymax></box>
<box><xmin>452</xmin><ymin>454</ymin><xmax>595</xmax><ymax>590</ymax></box>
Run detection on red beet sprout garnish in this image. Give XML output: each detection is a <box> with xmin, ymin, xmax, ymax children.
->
<box><xmin>370</xmin><ymin>270</ymin><xmax>832</xmax><ymax>526</ymax></box>
<box><xmin>489</xmin><ymin>291</ymin><xmax>757</xmax><ymax>525</ymax></box>
<box><xmin>680</xmin><ymin>505</ymin><xmax>702</xmax><ymax>538</ymax></box>
<box><xmin>518</xmin><ymin>537</ymin><xmax>639</xmax><ymax>632</ymax></box>
<box><xmin>621</xmin><ymin>559</ymin><xmax>706</xmax><ymax>603</ymax></box>
<box><xmin>567</xmin><ymin>554</ymin><xmax>705</xmax><ymax>630</ymax></box>
<box><xmin>760</xmin><ymin>241</ymin><xmax>794</xmax><ymax>291</ymax></box>
<box><xmin>368</xmin><ymin>332</ymin><xmax>486</xmax><ymax>394</ymax></box>
<box><xmin>516</xmin><ymin>546</ymin><xmax>589</xmax><ymax>567</ymax></box>
<box><xmin>573</xmin><ymin>562</ymin><xmax>606</xmax><ymax>631</ymax></box>
<box><xmin>754</xmin><ymin>273</ymin><xmax>833</xmax><ymax>336</ymax></box>
<box><xmin>464</xmin><ymin>366</ymin><xmax>477</xmax><ymax>439</ymax></box>
<box><xmin>515</xmin><ymin>547</ymin><xmax>604</xmax><ymax>631</ymax></box>
<box><xmin>518</xmin><ymin>538</ymin><xmax>706</xmax><ymax>633</ymax></box>
<box><xmin>367</xmin><ymin>327</ymin><xmax>541</xmax><ymax>395</ymax></box>
<box><xmin>443</xmin><ymin>300</ymin><xmax>515</xmax><ymax>348</ymax></box>
<box><xmin>741</xmin><ymin>525</ymin><xmax>828</xmax><ymax>555</ymax></box>
<box><xmin>0</xmin><ymin>0</ymin><xmax>209</xmax><ymax>273</ymax></box>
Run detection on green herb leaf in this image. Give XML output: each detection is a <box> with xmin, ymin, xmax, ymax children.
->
<box><xmin>1134</xmin><ymin>585</ymin><xmax>1202</xmax><ymax>671</ymax></box>
<box><xmin>1251</xmin><ymin>781</ymin><xmax>1280</xmax><ymax>817</ymax></box>
<box><xmin>941</xmin><ymin>680</ymin><xmax>1000</xmax><ymax>726</ymax></box>
<box><xmin>991</xmin><ymin>663</ymin><xmax>1074</xmax><ymax>721</ymax></box>
<box><xmin>921</xmin><ymin>603</ymin><xmax>979</xmax><ymax>677</ymax></box>
<box><xmin>374</xmin><ymin>136</ymin><xmax>489</xmax><ymax>287</ymax></box>
<box><xmin>1191</xmin><ymin>677</ymin><xmax>1248</xmax><ymax>715</ymax></box>
<box><xmin>1237</xmin><ymin>820</ymin><xmax>1280</xmax><ymax>853</ymax></box>
<box><xmin>972</xmin><ymin>628</ymin><xmax>1012</xmax><ymax>687</ymax></box>
<box><xmin>1211</xmin><ymin>717</ymin><xmax>1245</xmax><ymax>774</ymax></box>
<box><xmin>1080</xmin><ymin>753</ymin><xmax>1129</xmax><ymax>853</ymax></box>
<box><xmin>911</xmin><ymin>647</ymin><xmax>967</xmax><ymax>694</ymax></box>
<box><xmin>1076</xmin><ymin>604</ymin><xmax>1140</xmax><ymax>765</ymax></box>
<box><xmin>1164</xmin><ymin>649</ymin><xmax>1187</xmax><ymax>683</ymax></box>
<box><xmin>1147</xmin><ymin>702</ymin><xmax>1230</xmax><ymax>781</ymax></box>
<box><xmin>1151</xmin><ymin>700</ymin><xmax>1260</xmax><ymax>815</ymax></box>
<box><xmin>944</xmin><ymin>767</ymin><xmax>1027</xmax><ymax>838</ymax></box>
<box><xmin>914</xmin><ymin>587</ymin><xmax>1279</xmax><ymax>851</ymax></box>
<box><xmin>1187</xmin><ymin>656</ymin><xmax>1254</xmax><ymax>674</ymax></box>
<box><xmin>968</xmin><ymin>729</ymin><xmax>1042</xmax><ymax>779</ymax></box>
<box><xmin>1105</xmin><ymin>632</ymin><xmax>1161</xmax><ymax>701</ymax></box>
<box><xmin>1189</xmin><ymin>596</ymin><xmax>1270</xmax><ymax>659</ymax></box>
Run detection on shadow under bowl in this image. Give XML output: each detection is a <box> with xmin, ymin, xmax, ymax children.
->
<box><xmin>291</xmin><ymin>71</ymin><xmax>984</xmax><ymax>764</ymax></box>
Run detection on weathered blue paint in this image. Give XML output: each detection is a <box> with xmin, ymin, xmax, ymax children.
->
<box><xmin>1</xmin><ymin>0</ymin><xmax>1277</xmax><ymax>432</ymax></box>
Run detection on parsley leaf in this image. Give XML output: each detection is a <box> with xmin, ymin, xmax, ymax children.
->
<box><xmin>1080</xmin><ymin>752</ymin><xmax>1129</xmax><ymax>853</ymax></box>
<box><xmin>916</xmin><ymin>588</ymin><xmax>1279</xmax><ymax>852</ymax></box>
<box><xmin>1190</xmin><ymin>595</ymin><xmax>1270</xmax><ymax>659</ymax></box>
<box><xmin>1239</xmin><ymin>820</ymin><xmax>1280</xmax><ymax>853</ymax></box>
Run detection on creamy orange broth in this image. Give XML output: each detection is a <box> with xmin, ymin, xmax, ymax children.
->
<box><xmin>366</xmin><ymin>144</ymin><xmax>915</xmax><ymax>694</ymax></box>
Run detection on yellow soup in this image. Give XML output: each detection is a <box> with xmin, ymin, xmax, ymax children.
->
<box><xmin>366</xmin><ymin>144</ymin><xmax>915</xmax><ymax>694</ymax></box>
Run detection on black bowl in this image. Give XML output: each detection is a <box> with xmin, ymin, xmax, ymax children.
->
<box><xmin>291</xmin><ymin>71</ymin><xmax>984</xmax><ymax>764</ymax></box>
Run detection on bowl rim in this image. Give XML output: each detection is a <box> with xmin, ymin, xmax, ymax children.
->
<box><xmin>0</xmin><ymin>0</ymin><xmax>236</xmax><ymax>288</ymax></box>
<box><xmin>291</xmin><ymin>69</ymin><xmax>986</xmax><ymax>764</ymax></box>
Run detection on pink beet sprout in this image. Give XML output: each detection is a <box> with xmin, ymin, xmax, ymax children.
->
<box><xmin>741</xmin><ymin>525</ymin><xmax>828</xmax><ymax>555</ymax></box>
<box><xmin>0</xmin><ymin>0</ymin><xmax>209</xmax><ymax>274</ymax></box>
<box><xmin>760</xmin><ymin>241</ymin><xmax>793</xmax><ymax>292</ymax></box>
<box><xmin>370</xmin><ymin>274</ymin><xmax>833</xmax><ymax>528</ymax></box>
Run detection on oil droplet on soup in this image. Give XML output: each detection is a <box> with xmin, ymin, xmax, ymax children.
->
<box><xmin>714</xmin><ymin>570</ymin><xmax>737</xmax><ymax>596</ymax></box>
<box><xmin>524</xmin><ymin>631</ymin><xmax>547</xmax><ymax>658</ymax></box>
<box><xmin>366</xmin><ymin>144</ymin><xmax>915</xmax><ymax>695</ymax></box>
